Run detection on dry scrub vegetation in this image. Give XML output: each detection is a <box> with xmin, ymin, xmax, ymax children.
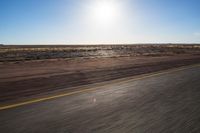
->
<box><xmin>0</xmin><ymin>44</ymin><xmax>200</xmax><ymax>62</ymax></box>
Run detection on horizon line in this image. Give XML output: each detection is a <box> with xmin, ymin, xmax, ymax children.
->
<box><xmin>1</xmin><ymin>43</ymin><xmax>200</xmax><ymax>46</ymax></box>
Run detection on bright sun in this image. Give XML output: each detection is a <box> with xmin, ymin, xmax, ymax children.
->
<box><xmin>90</xmin><ymin>1</ymin><xmax>119</xmax><ymax>25</ymax></box>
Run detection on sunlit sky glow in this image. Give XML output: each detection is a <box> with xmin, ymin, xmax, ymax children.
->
<box><xmin>0</xmin><ymin>0</ymin><xmax>200</xmax><ymax>44</ymax></box>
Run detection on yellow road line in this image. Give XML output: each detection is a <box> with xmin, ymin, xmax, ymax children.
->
<box><xmin>0</xmin><ymin>63</ymin><xmax>200</xmax><ymax>111</ymax></box>
<box><xmin>0</xmin><ymin>88</ymin><xmax>96</xmax><ymax>111</ymax></box>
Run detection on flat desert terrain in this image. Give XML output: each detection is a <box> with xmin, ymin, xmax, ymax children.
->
<box><xmin>0</xmin><ymin>44</ymin><xmax>200</xmax><ymax>104</ymax></box>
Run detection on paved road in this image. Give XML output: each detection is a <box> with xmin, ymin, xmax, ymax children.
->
<box><xmin>0</xmin><ymin>65</ymin><xmax>200</xmax><ymax>133</ymax></box>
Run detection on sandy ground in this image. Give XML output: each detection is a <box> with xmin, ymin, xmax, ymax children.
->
<box><xmin>1</xmin><ymin>55</ymin><xmax>200</xmax><ymax>82</ymax></box>
<box><xmin>1</xmin><ymin>55</ymin><xmax>200</xmax><ymax>103</ymax></box>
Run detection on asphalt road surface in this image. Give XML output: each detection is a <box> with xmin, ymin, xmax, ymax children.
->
<box><xmin>0</xmin><ymin>65</ymin><xmax>200</xmax><ymax>133</ymax></box>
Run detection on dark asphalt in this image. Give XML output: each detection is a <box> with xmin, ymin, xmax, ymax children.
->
<box><xmin>0</xmin><ymin>65</ymin><xmax>200</xmax><ymax>133</ymax></box>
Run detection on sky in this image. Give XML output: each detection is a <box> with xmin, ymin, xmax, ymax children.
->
<box><xmin>0</xmin><ymin>0</ymin><xmax>200</xmax><ymax>44</ymax></box>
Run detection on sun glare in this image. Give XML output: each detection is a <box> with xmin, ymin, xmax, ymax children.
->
<box><xmin>90</xmin><ymin>0</ymin><xmax>120</xmax><ymax>25</ymax></box>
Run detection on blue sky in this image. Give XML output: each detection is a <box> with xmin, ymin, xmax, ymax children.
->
<box><xmin>0</xmin><ymin>0</ymin><xmax>200</xmax><ymax>44</ymax></box>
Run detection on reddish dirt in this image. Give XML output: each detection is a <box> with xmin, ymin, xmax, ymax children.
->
<box><xmin>0</xmin><ymin>55</ymin><xmax>200</xmax><ymax>103</ymax></box>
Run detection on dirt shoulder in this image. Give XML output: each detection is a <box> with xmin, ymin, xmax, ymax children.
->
<box><xmin>1</xmin><ymin>55</ymin><xmax>200</xmax><ymax>104</ymax></box>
